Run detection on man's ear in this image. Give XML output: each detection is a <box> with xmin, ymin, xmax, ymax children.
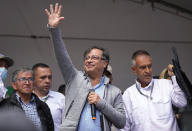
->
<box><xmin>11</xmin><ymin>82</ymin><xmax>17</xmax><ymax>90</ymax></box>
<box><xmin>131</xmin><ymin>65</ymin><xmax>137</xmax><ymax>75</ymax></box>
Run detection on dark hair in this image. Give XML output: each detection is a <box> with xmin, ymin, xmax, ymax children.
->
<box><xmin>83</xmin><ymin>46</ymin><xmax>110</xmax><ymax>62</ymax></box>
<box><xmin>83</xmin><ymin>46</ymin><xmax>110</xmax><ymax>74</ymax></box>
<box><xmin>32</xmin><ymin>63</ymin><xmax>50</xmax><ymax>71</ymax></box>
<box><xmin>132</xmin><ymin>50</ymin><xmax>151</xmax><ymax>65</ymax></box>
<box><xmin>32</xmin><ymin>63</ymin><xmax>50</xmax><ymax>79</ymax></box>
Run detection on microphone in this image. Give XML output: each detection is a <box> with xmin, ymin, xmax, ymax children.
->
<box><xmin>89</xmin><ymin>89</ymin><xmax>96</xmax><ymax>120</ymax></box>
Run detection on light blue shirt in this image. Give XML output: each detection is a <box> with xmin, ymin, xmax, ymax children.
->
<box><xmin>78</xmin><ymin>77</ymin><xmax>105</xmax><ymax>131</ymax></box>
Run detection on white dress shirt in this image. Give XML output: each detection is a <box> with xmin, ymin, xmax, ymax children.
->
<box><xmin>41</xmin><ymin>90</ymin><xmax>65</xmax><ymax>131</ymax></box>
<box><xmin>121</xmin><ymin>76</ymin><xmax>187</xmax><ymax>131</ymax></box>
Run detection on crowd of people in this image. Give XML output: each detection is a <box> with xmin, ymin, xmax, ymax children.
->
<box><xmin>0</xmin><ymin>3</ymin><xmax>190</xmax><ymax>131</ymax></box>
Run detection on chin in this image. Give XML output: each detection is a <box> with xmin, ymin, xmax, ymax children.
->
<box><xmin>145</xmin><ymin>80</ymin><xmax>152</xmax><ymax>84</ymax></box>
<box><xmin>24</xmin><ymin>91</ymin><xmax>32</xmax><ymax>94</ymax></box>
<box><xmin>44</xmin><ymin>88</ymin><xmax>50</xmax><ymax>92</ymax></box>
<box><xmin>86</xmin><ymin>69</ymin><xmax>94</xmax><ymax>74</ymax></box>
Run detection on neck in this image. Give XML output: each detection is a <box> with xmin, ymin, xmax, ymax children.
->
<box><xmin>138</xmin><ymin>80</ymin><xmax>150</xmax><ymax>88</ymax></box>
<box><xmin>17</xmin><ymin>92</ymin><xmax>31</xmax><ymax>104</ymax></box>
<box><xmin>141</xmin><ymin>83</ymin><xmax>148</xmax><ymax>88</ymax></box>
<box><xmin>34</xmin><ymin>89</ymin><xmax>48</xmax><ymax>98</ymax></box>
<box><xmin>87</xmin><ymin>72</ymin><xmax>103</xmax><ymax>87</ymax></box>
<box><xmin>90</xmin><ymin>76</ymin><xmax>103</xmax><ymax>86</ymax></box>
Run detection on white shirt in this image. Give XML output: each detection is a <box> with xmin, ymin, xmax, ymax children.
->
<box><xmin>40</xmin><ymin>90</ymin><xmax>65</xmax><ymax>131</ymax></box>
<box><xmin>121</xmin><ymin>76</ymin><xmax>187</xmax><ymax>131</ymax></box>
<box><xmin>0</xmin><ymin>73</ymin><xmax>7</xmax><ymax>99</ymax></box>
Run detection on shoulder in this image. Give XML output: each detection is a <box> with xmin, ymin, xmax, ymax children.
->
<box><xmin>154</xmin><ymin>79</ymin><xmax>172</xmax><ymax>87</ymax></box>
<box><xmin>49</xmin><ymin>90</ymin><xmax>65</xmax><ymax>99</ymax></box>
<box><xmin>154</xmin><ymin>78</ymin><xmax>169</xmax><ymax>82</ymax></box>
<box><xmin>49</xmin><ymin>90</ymin><xmax>64</xmax><ymax>96</ymax></box>
<box><xmin>124</xmin><ymin>84</ymin><xmax>136</xmax><ymax>93</ymax></box>
<box><xmin>76</xmin><ymin>71</ymin><xmax>87</xmax><ymax>80</ymax></box>
<box><xmin>122</xmin><ymin>84</ymin><xmax>136</xmax><ymax>98</ymax></box>
<box><xmin>107</xmin><ymin>84</ymin><xmax>121</xmax><ymax>91</ymax></box>
<box><xmin>69</xmin><ymin>71</ymin><xmax>87</xmax><ymax>83</ymax></box>
<box><xmin>33</xmin><ymin>93</ymin><xmax>49</xmax><ymax>108</ymax></box>
<box><xmin>0</xmin><ymin>98</ymin><xmax>9</xmax><ymax>106</ymax></box>
<box><xmin>0</xmin><ymin>94</ymin><xmax>21</xmax><ymax>110</ymax></box>
<box><xmin>107</xmin><ymin>84</ymin><xmax>123</xmax><ymax>97</ymax></box>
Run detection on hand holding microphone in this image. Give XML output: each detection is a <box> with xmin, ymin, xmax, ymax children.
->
<box><xmin>88</xmin><ymin>89</ymin><xmax>100</xmax><ymax>120</ymax></box>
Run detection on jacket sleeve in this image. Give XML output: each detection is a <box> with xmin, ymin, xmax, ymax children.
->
<box><xmin>49</xmin><ymin>27</ymin><xmax>76</xmax><ymax>85</ymax></box>
<box><xmin>95</xmin><ymin>88</ymin><xmax>126</xmax><ymax>129</ymax></box>
<box><xmin>170</xmin><ymin>76</ymin><xmax>187</xmax><ymax>108</ymax></box>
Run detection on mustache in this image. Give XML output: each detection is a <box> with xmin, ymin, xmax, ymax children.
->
<box><xmin>144</xmin><ymin>74</ymin><xmax>152</xmax><ymax>77</ymax></box>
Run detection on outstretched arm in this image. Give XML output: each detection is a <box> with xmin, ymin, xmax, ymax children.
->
<box><xmin>45</xmin><ymin>3</ymin><xmax>76</xmax><ymax>84</ymax></box>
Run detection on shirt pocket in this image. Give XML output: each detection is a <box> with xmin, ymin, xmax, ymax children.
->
<box><xmin>151</xmin><ymin>98</ymin><xmax>172</xmax><ymax>120</ymax></box>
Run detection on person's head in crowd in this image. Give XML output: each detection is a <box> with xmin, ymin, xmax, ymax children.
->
<box><xmin>159</xmin><ymin>68</ymin><xmax>171</xmax><ymax>80</ymax></box>
<box><xmin>0</xmin><ymin>53</ymin><xmax>14</xmax><ymax>81</ymax></box>
<box><xmin>32</xmin><ymin>63</ymin><xmax>52</xmax><ymax>97</ymax></box>
<box><xmin>131</xmin><ymin>50</ymin><xmax>152</xmax><ymax>87</ymax></box>
<box><xmin>11</xmin><ymin>68</ymin><xmax>33</xmax><ymax>100</ymax></box>
<box><xmin>104</xmin><ymin>64</ymin><xmax>113</xmax><ymax>84</ymax></box>
<box><xmin>83</xmin><ymin>46</ymin><xmax>110</xmax><ymax>79</ymax></box>
<box><xmin>58</xmin><ymin>84</ymin><xmax>66</xmax><ymax>96</ymax></box>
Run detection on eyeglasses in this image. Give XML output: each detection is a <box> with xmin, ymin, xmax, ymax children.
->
<box><xmin>17</xmin><ymin>77</ymin><xmax>33</xmax><ymax>83</ymax></box>
<box><xmin>85</xmin><ymin>55</ymin><xmax>105</xmax><ymax>61</ymax></box>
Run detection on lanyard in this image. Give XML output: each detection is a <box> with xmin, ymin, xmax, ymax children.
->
<box><xmin>43</xmin><ymin>95</ymin><xmax>49</xmax><ymax>102</ymax></box>
<box><xmin>136</xmin><ymin>81</ymin><xmax>154</xmax><ymax>100</ymax></box>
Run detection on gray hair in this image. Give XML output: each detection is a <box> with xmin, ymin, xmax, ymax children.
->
<box><xmin>131</xmin><ymin>50</ymin><xmax>151</xmax><ymax>66</ymax></box>
<box><xmin>12</xmin><ymin>68</ymin><xmax>33</xmax><ymax>82</ymax></box>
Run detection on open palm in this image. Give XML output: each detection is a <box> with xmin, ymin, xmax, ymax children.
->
<box><xmin>45</xmin><ymin>3</ymin><xmax>64</xmax><ymax>28</ymax></box>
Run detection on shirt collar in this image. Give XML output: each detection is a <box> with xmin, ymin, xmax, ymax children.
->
<box><xmin>83</xmin><ymin>71</ymin><xmax>110</xmax><ymax>85</ymax></box>
<box><xmin>93</xmin><ymin>76</ymin><xmax>105</xmax><ymax>89</ymax></box>
<box><xmin>41</xmin><ymin>90</ymin><xmax>55</xmax><ymax>102</ymax></box>
<box><xmin>136</xmin><ymin>79</ymin><xmax>154</xmax><ymax>90</ymax></box>
<box><xmin>16</xmin><ymin>92</ymin><xmax>35</xmax><ymax>104</ymax></box>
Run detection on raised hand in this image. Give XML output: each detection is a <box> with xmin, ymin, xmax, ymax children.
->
<box><xmin>168</xmin><ymin>64</ymin><xmax>174</xmax><ymax>77</ymax></box>
<box><xmin>45</xmin><ymin>3</ymin><xmax>64</xmax><ymax>28</ymax></box>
